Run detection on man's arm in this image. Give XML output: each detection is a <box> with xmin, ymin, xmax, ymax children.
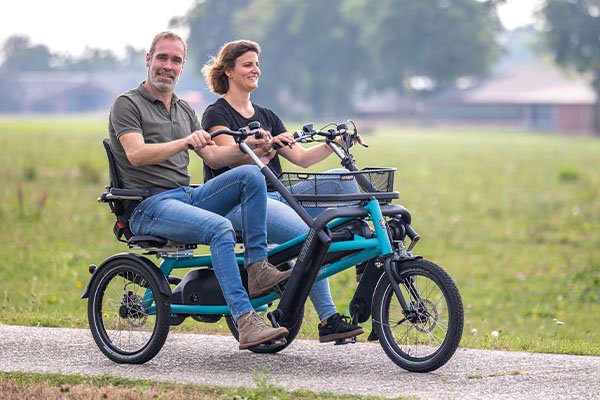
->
<box><xmin>120</xmin><ymin>130</ymin><xmax>213</xmax><ymax>167</ymax></box>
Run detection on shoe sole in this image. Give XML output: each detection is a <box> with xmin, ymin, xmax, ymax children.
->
<box><xmin>248</xmin><ymin>269</ymin><xmax>293</xmax><ymax>298</ymax></box>
<box><xmin>319</xmin><ymin>328</ymin><xmax>365</xmax><ymax>343</ymax></box>
<box><xmin>239</xmin><ymin>328</ymin><xmax>289</xmax><ymax>350</ymax></box>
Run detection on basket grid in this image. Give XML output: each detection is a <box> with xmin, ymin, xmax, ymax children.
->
<box><xmin>278</xmin><ymin>168</ymin><xmax>395</xmax><ymax>207</ymax></box>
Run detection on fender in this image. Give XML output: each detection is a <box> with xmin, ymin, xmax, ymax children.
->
<box><xmin>81</xmin><ymin>252</ymin><xmax>171</xmax><ymax>299</ymax></box>
<box><xmin>349</xmin><ymin>255</ymin><xmax>422</xmax><ymax>323</ymax></box>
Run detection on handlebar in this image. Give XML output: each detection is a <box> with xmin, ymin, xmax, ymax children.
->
<box><xmin>188</xmin><ymin>121</ymin><xmax>262</xmax><ymax>150</ymax></box>
<box><xmin>292</xmin><ymin>121</ymin><xmax>368</xmax><ymax>148</ymax></box>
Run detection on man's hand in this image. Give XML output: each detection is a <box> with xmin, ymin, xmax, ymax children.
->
<box><xmin>186</xmin><ymin>130</ymin><xmax>215</xmax><ymax>151</ymax></box>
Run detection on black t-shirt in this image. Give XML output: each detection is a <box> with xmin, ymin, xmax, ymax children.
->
<box><xmin>201</xmin><ymin>97</ymin><xmax>287</xmax><ymax>191</ymax></box>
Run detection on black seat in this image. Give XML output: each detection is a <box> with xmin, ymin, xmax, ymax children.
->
<box><xmin>100</xmin><ymin>138</ymin><xmax>195</xmax><ymax>250</ymax></box>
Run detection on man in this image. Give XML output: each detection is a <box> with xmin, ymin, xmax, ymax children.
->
<box><xmin>108</xmin><ymin>31</ymin><xmax>291</xmax><ymax>350</ymax></box>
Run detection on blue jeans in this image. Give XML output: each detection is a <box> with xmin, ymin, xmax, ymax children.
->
<box><xmin>225</xmin><ymin>167</ymin><xmax>360</xmax><ymax>322</ymax></box>
<box><xmin>129</xmin><ymin>165</ymin><xmax>267</xmax><ymax>321</ymax></box>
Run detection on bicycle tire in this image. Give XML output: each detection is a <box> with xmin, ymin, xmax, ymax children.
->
<box><xmin>372</xmin><ymin>258</ymin><xmax>463</xmax><ymax>372</ymax></box>
<box><xmin>87</xmin><ymin>259</ymin><xmax>170</xmax><ymax>364</ymax></box>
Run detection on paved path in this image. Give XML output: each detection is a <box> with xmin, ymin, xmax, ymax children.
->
<box><xmin>0</xmin><ymin>325</ymin><xmax>599</xmax><ymax>399</ymax></box>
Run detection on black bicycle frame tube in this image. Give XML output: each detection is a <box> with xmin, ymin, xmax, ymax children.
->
<box><xmin>382</xmin><ymin>255</ymin><xmax>410</xmax><ymax>311</ymax></box>
<box><xmin>239</xmin><ymin>142</ymin><xmax>314</xmax><ymax>227</ymax></box>
<box><xmin>328</xmin><ymin>142</ymin><xmax>379</xmax><ymax>192</ymax></box>
<box><xmin>274</xmin><ymin>207</ymin><xmax>372</xmax><ymax>328</ymax></box>
<box><xmin>275</xmin><ymin>227</ymin><xmax>331</xmax><ymax>327</ymax></box>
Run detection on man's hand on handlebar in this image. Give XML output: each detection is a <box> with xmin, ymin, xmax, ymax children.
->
<box><xmin>186</xmin><ymin>130</ymin><xmax>215</xmax><ymax>151</ymax></box>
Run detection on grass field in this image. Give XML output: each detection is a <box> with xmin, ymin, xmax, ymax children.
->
<box><xmin>1</xmin><ymin>115</ymin><xmax>599</xmax><ymax>355</ymax></box>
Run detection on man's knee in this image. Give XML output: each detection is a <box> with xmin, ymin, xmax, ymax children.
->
<box><xmin>209</xmin><ymin>219</ymin><xmax>236</xmax><ymax>245</ymax></box>
<box><xmin>236</xmin><ymin>165</ymin><xmax>265</xmax><ymax>193</ymax></box>
<box><xmin>235</xmin><ymin>164</ymin><xmax>261</xmax><ymax>180</ymax></box>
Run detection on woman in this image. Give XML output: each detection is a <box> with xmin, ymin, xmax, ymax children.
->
<box><xmin>201</xmin><ymin>40</ymin><xmax>362</xmax><ymax>343</ymax></box>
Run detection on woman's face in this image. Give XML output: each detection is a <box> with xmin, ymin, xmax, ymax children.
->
<box><xmin>228</xmin><ymin>51</ymin><xmax>260</xmax><ymax>93</ymax></box>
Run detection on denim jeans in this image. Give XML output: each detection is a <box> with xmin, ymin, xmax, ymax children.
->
<box><xmin>129</xmin><ymin>165</ymin><xmax>267</xmax><ymax>321</ymax></box>
<box><xmin>225</xmin><ymin>167</ymin><xmax>360</xmax><ymax>322</ymax></box>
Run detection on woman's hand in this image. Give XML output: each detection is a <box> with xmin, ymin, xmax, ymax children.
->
<box><xmin>270</xmin><ymin>132</ymin><xmax>296</xmax><ymax>150</ymax></box>
<box><xmin>245</xmin><ymin>128</ymin><xmax>270</xmax><ymax>150</ymax></box>
<box><xmin>332</xmin><ymin>132</ymin><xmax>366</xmax><ymax>147</ymax></box>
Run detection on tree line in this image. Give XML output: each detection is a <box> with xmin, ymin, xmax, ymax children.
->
<box><xmin>2</xmin><ymin>0</ymin><xmax>600</xmax><ymax>132</ymax></box>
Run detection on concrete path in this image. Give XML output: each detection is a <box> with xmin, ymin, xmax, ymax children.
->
<box><xmin>0</xmin><ymin>325</ymin><xmax>598</xmax><ymax>399</ymax></box>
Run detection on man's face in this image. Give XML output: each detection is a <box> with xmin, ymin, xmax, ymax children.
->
<box><xmin>146</xmin><ymin>39</ymin><xmax>185</xmax><ymax>93</ymax></box>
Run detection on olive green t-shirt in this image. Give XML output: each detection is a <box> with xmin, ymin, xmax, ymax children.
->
<box><xmin>108</xmin><ymin>82</ymin><xmax>202</xmax><ymax>190</ymax></box>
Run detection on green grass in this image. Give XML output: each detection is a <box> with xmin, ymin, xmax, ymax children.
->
<box><xmin>0</xmin><ymin>371</ymin><xmax>413</xmax><ymax>399</ymax></box>
<box><xmin>1</xmin><ymin>116</ymin><xmax>599</xmax><ymax>355</ymax></box>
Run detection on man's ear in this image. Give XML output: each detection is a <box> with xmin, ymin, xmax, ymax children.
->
<box><xmin>146</xmin><ymin>53</ymin><xmax>151</xmax><ymax>68</ymax></box>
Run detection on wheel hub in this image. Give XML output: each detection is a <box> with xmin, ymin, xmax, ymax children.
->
<box><xmin>407</xmin><ymin>299</ymin><xmax>438</xmax><ymax>333</ymax></box>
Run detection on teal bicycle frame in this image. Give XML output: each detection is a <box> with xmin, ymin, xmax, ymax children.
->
<box><xmin>145</xmin><ymin>198</ymin><xmax>394</xmax><ymax>317</ymax></box>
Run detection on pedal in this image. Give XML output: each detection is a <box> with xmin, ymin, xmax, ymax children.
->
<box><xmin>334</xmin><ymin>336</ymin><xmax>356</xmax><ymax>345</ymax></box>
<box><xmin>250</xmin><ymin>337</ymin><xmax>287</xmax><ymax>351</ymax></box>
<box><xmin>272</xmin><ymin>337</ymin><xmax>287</xmax><ymax>346</ymax></box>
<box><xmin>273</xmin><ymin>283</ymin><xmax>285</xmax><ymax>297</ymax></box>
<box><xmin>266</xmin><ymin>311</ymin><xmax>281</xmax><ymax>328</ymax></box>
<box><xmin>367</xmin><ymin>330</ymin><xmax>378</xmax><ymax>341</ymax></box>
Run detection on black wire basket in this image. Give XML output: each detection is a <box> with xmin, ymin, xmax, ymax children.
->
<box><xmin>278</xmin><ymin>167</ymin><xmax>397</xmax><ymax>207</ymax></box>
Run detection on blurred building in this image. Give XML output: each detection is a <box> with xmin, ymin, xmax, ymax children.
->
<box><xmin>11</xmin><ymin>72</ymin><xmax>207</xmax><ymax>114</ymax></box>
<box><xmin>425</xmin><ymin>62</ymin><xmax>597</xmax><ymax>135</ymax></box>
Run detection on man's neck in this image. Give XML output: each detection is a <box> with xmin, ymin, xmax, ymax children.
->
<box><xmin>144</xmin><ymin>81</ymin><xmax>173</xmax><ymax>110</ymax></box>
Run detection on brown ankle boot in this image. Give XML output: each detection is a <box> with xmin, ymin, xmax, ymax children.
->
<box><xmin>247</xmin><ymin>260</ymin><xmax>292</xmax><ymax>298</ymax></box>
<box><xmin>237</xmin><ymin>311</ymin><xmax>289</xmax><ymax>349</ymax></box>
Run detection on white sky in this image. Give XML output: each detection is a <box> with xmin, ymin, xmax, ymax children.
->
<box><xmin>0</xmin><ymin>0</ymin><xmax>542</xmax><ymax>58</ymax></box>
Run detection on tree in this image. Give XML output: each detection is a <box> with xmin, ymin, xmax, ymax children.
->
<box><xmin>236</xmin><ymin>0</ymin><xmax>363</xmax><ymax>117</ymax></box>
<box><xmin>176</xmin><ymin>0</ymin><xmax>362</xmax><ymax>117</ymax></box>
<box><xmin>1</xmin><ymin>35</ymin><xmax>53</xmax><ymax>72</ymax></box>
<box><xmin>170</xmin><ymin>0</ymin><xmax>252</xmax><ymax>70</ymax></box>
<box><xmin>540</xmin><ymin>0</ymin><xmax>600</xmax><ymax>134</ymax></box>
<box><xmin>175</xmin><ymin>0</ymin><xmax>503</xmax><ymax>117</ymax></box>
<box><xmin>59</xmin><ymin>48</ymin><xmax>121</xmax><ymax>71</ymax></box>
<box><xmin>344</xmin><ymin>0</ymin><xmax>502</xmax><ymax>92</ymax></box>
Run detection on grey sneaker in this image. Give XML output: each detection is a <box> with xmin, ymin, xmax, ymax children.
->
<box><xmin>237</xmin><ymin>311</ymin><xmax>289</xmax><ymax>349</ymax></box>
<box><xmin>247</xmin><ymin>260</ymin><xmax>292</xmax><ymax>298</ymax></box>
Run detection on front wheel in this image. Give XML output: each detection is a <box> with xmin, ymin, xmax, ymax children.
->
<box><xmin>87</xmin><ymin>259</ymin><xmax>171</xmax><ymax>364</ymax></box>
<box><xmin>372</xmin><ymin>259</ymin><xmax>463</xmax><ymax>372</ymax></box>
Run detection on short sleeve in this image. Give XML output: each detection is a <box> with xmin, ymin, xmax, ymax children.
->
<box><xmin>202</xmin><ymin>103</ymin><xmax>232</xmax><ymax>130</ymax></box>
<box><xmin>110</xmin><ymin>96</ymin><xmax>143</xmax><ymax>138</ymax></box>
<box><xmin>270</xmin><ymin>112</ymin><xmax>287</xmax><ymax>136</ymax></box>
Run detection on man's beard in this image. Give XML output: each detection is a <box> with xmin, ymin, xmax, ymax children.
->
<box><xmin>149</xmin><ymin>70</ymin><xmax>179</xmax><ymax>92</ymax></box>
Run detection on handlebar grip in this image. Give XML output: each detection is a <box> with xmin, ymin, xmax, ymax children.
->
<box><xmin>188</xmin><ymin>144</ymin><xmax>194</xmax><ymax>150</ymax></box>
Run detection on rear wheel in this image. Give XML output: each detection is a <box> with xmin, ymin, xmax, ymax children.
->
<box><xmin>372</xmin><ymin>259</ymin><xmax>463</xmax><ymax>372</ymax></box>
<box><xmin>87</xmin><ymin>259</ymin><xmax>170</xmax><ymax>364</ymax></box>
<box><xmin>225</xmin><ymin>305</ymin><xmax>304</xmax><ymax>353</ymax></box>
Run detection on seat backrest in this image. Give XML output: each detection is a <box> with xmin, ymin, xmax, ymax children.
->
<box><xmin>103</xmin><ymin>138</ymin><xmax>123</xmax><ymax>189</ymax></box>
<box><xmin>101</xmin><ymin>138</ymin><xmax>136</xmax><ymax>242</ymax></box>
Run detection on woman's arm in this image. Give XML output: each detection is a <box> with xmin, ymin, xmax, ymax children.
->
<box><xmin>274</xmin><ymin>132</ymin><xmax>333</xmax><ymax>168</ymax></box>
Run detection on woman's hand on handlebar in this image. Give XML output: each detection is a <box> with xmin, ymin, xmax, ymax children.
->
<box><xmin>186</xmin><ymin>130</ymin><xmax>215</xmax><ymax>151</ymax></box>
<box><xmin>245</xmin><ymin>127</ymin><xmax>271</xmax><ymax>150</ymax></box>
<box><xmin>270</xmin><ymin>132</ymin><xmax>296</xmax><ymax>150</ymax></box>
